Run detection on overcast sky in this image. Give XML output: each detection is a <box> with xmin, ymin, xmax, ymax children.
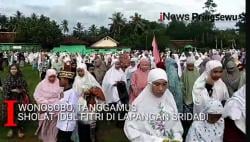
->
<box><xmin>0</xmin><ymin>0</ymin><xmax>245</xmax><ymax>32</ymax></box>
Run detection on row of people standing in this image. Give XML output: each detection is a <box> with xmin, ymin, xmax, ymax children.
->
<box><xmin>1</xmin><ymin>50</ymin><xmax>246</xmax><ymax>141</ymax></box>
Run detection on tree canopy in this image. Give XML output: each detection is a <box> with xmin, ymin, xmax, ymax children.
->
<box><xmin>0</xmin><ymin>0</ymin><xmax>245</xmax><ymax>50</ymax></box>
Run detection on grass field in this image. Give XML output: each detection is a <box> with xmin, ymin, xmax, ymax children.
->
<box><xmin>0</xmin><ymin>65</ymin><xmax>129</xmax><ymax>142</ymax></box>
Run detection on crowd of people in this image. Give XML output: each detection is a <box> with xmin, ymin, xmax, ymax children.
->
<box><xmin>0</xmin><ymin>48</ymin><xmax>246</xmax><ymax>142</ymax></box>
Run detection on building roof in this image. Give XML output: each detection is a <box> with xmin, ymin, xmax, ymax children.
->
<box><xmin>0</xmin><ymin>32</ymin><xmax>16</xmax><ymax>43</ymax></box>
<box><xmin>61</xmin><ymin>37</ymin><xmax>89</xmax><ymax>45</ymax></box>
<box><xmin>169</xmin><ymin>40</ymin><xmax>197</xmax><ymax>49</ymax></box>
<box><xmin>91</xmin><ymin>36</ymin><xmax>119</xmax><ymax>47</ymax></box>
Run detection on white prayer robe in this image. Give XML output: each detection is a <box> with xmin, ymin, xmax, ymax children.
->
<box><xmin>102</xmin><ymin>60</ymin><xmax>127</xmax><ymax>104</ymax></box>
<box><xmin>124</xmin><ymin>68</ymin><xmax>183</xmax><ymax>142</ymax></box>
<box><xmin>223</xmin><ymin>84</ymin><xmax>246</xmax><ymax>134</ymax></box>
<box><xmin>186</xmin><ymin>100</ymin><xmax>224</xmax><ymax>142</ymax></box>
<box><xmin>192</xmin><ymin>60</ymin><xmax>229</xmax><ymax>114</ymax></box>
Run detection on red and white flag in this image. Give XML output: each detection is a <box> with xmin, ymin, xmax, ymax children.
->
<box><xmin>152</xmin><ymin>35</ymin><xmax>160</xmax><ymax>64</ymax></box>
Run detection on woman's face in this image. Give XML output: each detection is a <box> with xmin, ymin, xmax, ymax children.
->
<box><xmin>115</xmin><ymin>62</ymin><xmax>121</xmax><ymax>70</ymax></box>
<box><xmin>210</xmin><ymin>67</ymin><xmax>223</xmax><ymax>81</ymax></box>
<box><xmin>130</xmin><ymin>61</ymin><xmax>136</xmax><ymax>67</ymax></box>
<box><xmin>140</xmin><ymin>62</ymin><xmax>150</xmax><ymax>72</ymax></box>
<box><xmin>151</xmin><ymin>79</ymin><xmax>168</xmax><ymax>97</ymax></box>
<box><xmin>48</xmin><ymin>75</ymin><xmax>56</xmax><ymax>83</ymax></box>
<box><xmin>187</xmin><ymin>63</ymin><xmax>195</xmax><ymax>71</ymax></box>
<box><xmin>10</xmin><ymin>66</ymin><xmax>18</xmax><ymax>76</ymax></box>
<box><xmin>88</xmin><ymin>67</ymin><xmax>95</xmax><ymax>73</ymax></box>
<box><xmin>77</xmin><ymin>68</ymin><xmax>85</xmax><ymax>77</ymax></box>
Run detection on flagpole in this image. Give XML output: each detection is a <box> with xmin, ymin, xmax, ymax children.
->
<box><xmin>215</xmin><ymin>37</ymin><xmax>217</xmax><ymax>49</ymax></box>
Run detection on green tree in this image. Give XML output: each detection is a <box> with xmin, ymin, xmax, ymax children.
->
<box><xmin>0</xmin><ymin>14</ymin><xmax>8</xmax><ymax>31</ymax></box>
<box><xmin>61</xmin><ymin>19</ymin><xmax>69</xmax><ymax>35</ymax></box>
<box><xmin>166</xmin><ymin>20</ymin><xmax>189</xmax><ymax>40</ymax></box>
<box><xmin>88</xmin><ymin>24</ymin><xmax>99</xmax><ymax>36</ymax></box>
<box><xmin>99</xmin><ymin>26</ymin><xmax>109</xmax><ymax>36</ymax></box>
<box><xmin>73</xmin><ymin>22</ymin><xmax>84</xmax><ymax>38</ymax></box>
<box><xmin>15</xmin><ymin>13</ymin><xmax>62</xmax><ymax>49</ymax></box>
<box><xmin>109</xmin><ymin>12</ymin><xmax>126</xmax><ymax>39</ymax></box>
<box><xmin>203</xmin><ymin>0</ymin><xmax>217</xmax><ymax>14</ymax></box>
<box><xmin>235</xmin><ymin>12</ymin><xmax>245</xmax><ymax>33</ymax></box>
<box><xmin>129</xmin><ymin>13</ymin><xmax>145</xmax><ymax>35</ymax></box>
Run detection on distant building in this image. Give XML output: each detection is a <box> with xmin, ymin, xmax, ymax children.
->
<box><xmin>169</xmin><ymin>40</ymin><xmax>197</xmax><ymax>49</ymax></box>
<box><xmin>0</xmin><ymin>32</ymin><xmax>41</xmax><ymax>52</ymax></box>
<box><xmin>91</xmin><ymin>36</ymin><xmax>119</xmax><ymax>48</ymax></box>
<box><xmin>53</xmin><ymin>36</ymin><xmax>130</xmax><ymax>54</ymax></box>
<box><xmin>0</xmin><ymin>32</ymin><xmax>16</xmax><ymax>43</ymax></box>
<box><xmin>61</xmin><ymin>37</ymin><xmax>89</xmax><ymax>45</ymax></box>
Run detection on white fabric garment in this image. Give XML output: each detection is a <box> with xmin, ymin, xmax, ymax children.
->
<box><xmin>76</xmin><ymin>54</ymin><xmax>83</xmax><ymax>66</ymax></box>
<box><xmin>194</xmin><ymin>57</ymin><xmax>203</xmax><ymax>70</ymax></box>
<box><xmin>63</xmin><ymin>55</ymin><xmax>71</xmax><ymax>63</ymax></box>
<box><xmin>223</xmin><ymin>84</ymin><xmax>246</xmax><ymax>134</ymax></box>
<box><xmin>73</xmin><ymin>63</ymin><xmax>105</xmax><ymax>125</ymax></box>
<box><xmin>186</xmin><ymin>99</ymin><xmax>224</xmax><ymax>142</ymax></box>
<box><xmin>180</xmin><ymin>53</ymin><xmax>187</xmax><ymax>61</ymax></box>
<box><xmin>102</xmin><ymin>60</ymin><xmax>126</xmax><ymax>103</ymax></box>
<box><xmin>192</xmin><ymin>60</ymin><xmax>229</xmax><ymax>114</ymax></box>
<box><xmin>131</xmin><ymin>57</ymin><xmax>138</xmax><ymax>64</ymax></box>
<box><xmin>28</xmin><ymin>53</ymin><xmax>35</xmax><ymax>64</ymax></box>
<box><xmin>173</xmin><ymin>54</ymin><xmax>182</xmax><ymax>78</ymax></box>
<box><xmin>186</xmin><ymin>57</ymin><xmax>195</xmax><ymax>64</ymax></box>
<box><xmin>56</xmin><ymin>88</ymin><xmax>79</xmax><ymax>132</ymax></box>
<box><xmin>124</xmin><ymin>68</ymin><xmax>183</xmax><ymax>142</ymax></box>
<box><xmin>73</xmin><ymin>63</ymin><xmax>101</xmax><ymax>94</ymax></box>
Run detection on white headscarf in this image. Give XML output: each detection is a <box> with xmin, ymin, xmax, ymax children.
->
<box><xmin>102</xmin><ymin>59</ymin><xmax>126</xmax><ymax>103</ymax></box>
<box><xmin>73</xmin><ymin>63</ymin><xmax>101</xmax><ymax>95</ymax></box>
<box><xmin>192</xmin><ymin>60</ymin><xmax>229</xmax><ymax>114</ymax></box>
<box><xmin>223</xmin><ymin>84</ymin><xmax>245</xmax><ymax>134</ymax></box>
<box><xmin>180</xmin><ymin>53</ymin><xmax>187</xmax><ymax>61</ymax></box>
<box><xmin>124</xmin><ymin>68</ymin><xmax>183</xmax><ymax>142</ymax></box>
<box><xmin>63</xmin><ymin>56</ymin><xmax>71</xmax><ymax>63</ymax></box>
<box><xmin>186</xmin><ymin>99</ymin><xmax>224</xmax><ymax>142</ymax></box>
<box><xmin>186</xmin><ymin>57</ymin><xmax>195</xmax><ymax>64</ymax></box>
<box><xmin>194</xmin><ymin>56</ymin><xmax>203</xmax><ymax>69</ymax></box>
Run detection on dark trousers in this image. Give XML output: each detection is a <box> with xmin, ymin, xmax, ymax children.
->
<box><xmin>78</xmin><ymin>121</ymin><xmax>97</xmax><ymax>142</ymax></box>
<box><xmin>223</xmin><ymin>117</ymin><xmax>246</xmax><ymax>142</ymax></box>
<box><xmin>108</xmin><ymin>103</ymin><xmax>127</xmax><ymax>129</ymax></box>
<box><xmin>41</xmin><ymin>71</ymin><xmax>46</xmax><ymax>80</ymax></box>
<box><xmin>57</xmin><ymin>129</ymin><xmax>73</xmax><ymax>142</ymax></box>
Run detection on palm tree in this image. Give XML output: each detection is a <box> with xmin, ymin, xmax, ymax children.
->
<box><xmin>99</xmin><ymin>26</ymin><xmax>109</xmax><ymax>36</ymax></box>
<box><xmin>108</xmin><ymin>12</ymin><xmax>126</xmax><ymax>38</ymax></box>
<box><xmin>7</xmin><ymin>11</ymin><xmax>24</xmax><ymax>32</ymax></box>
<box><xmin>130</xmin><ymin>12</ymin><xmax>145</xmax><ymax>35</ymax></box>
<box><xmin>15</xmin><ymin>10</ymin><xmax>23</xmax><ymax>20</ymax></box>
<box><xmin>88</xmin><ymin>24</ymin><xmax>98</xmax><ymax>36</ymax></box>
<box><xmin>74</xmin><ymin>22</ymin><xmax>84</xmax><ymax>32</ymax></box>
<box><xmin>0</xmin><ymin>14</ymin><xmax>8</xmax><ymax>30</ymax></box>
<box><xmin>73</xmin><ymin>22</ymin><xmax>84</xmax><ymax>38</ymax></box>
<box><xmin>61</xmin><ymin>19</ymin><xmax>69</xmax><ymax>35</ymax></box>
<box><xmin>31</xmin><ymin>13</ymin><xmax>37</xmax><ymax>20</ymax></box>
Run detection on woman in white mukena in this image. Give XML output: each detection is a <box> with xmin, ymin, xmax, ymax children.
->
<box><xmin>223</xmin><ymin>84</ymin><xmax>246</xmax><ymax>142</ymax></box>
<box><xmin>192</xmin><ymin>60</ymin><xmax>229</xmax><ymax>115</ymax></box>
<box><xmin>124</xmin><ymin>68</ymin><xmax>183</xmax><ymax>142</ymax></box>
<box><xmin>185</xmin><ymin>99</ymin><xmax>225</xmax><ymax>142</ymax></box>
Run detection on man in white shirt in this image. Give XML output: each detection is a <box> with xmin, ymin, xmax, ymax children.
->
<box><xmin>57</xmin><ymin>70</ymin><xmax>79</xmax><ymax>142</ymax></box>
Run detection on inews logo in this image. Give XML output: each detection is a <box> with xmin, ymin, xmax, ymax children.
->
<box><xmin>159</xmin><ymin>12</ymin><xmax>245</xmax><ymax>22</ymax></box>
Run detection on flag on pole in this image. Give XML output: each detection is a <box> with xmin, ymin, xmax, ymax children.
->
<box><xmin>152</xmin><ymin>35</ymin><xmax>160</xmax><ymax>64</ymax></box>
